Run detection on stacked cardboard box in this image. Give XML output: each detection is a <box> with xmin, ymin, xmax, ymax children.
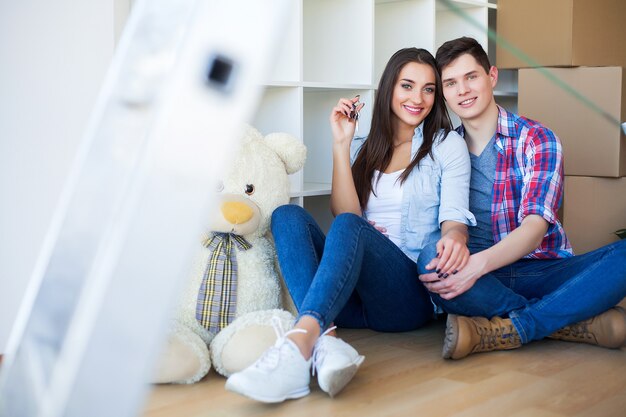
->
<box><xmin>497</xmin><ymin>0</ymin><xmax>626</xmax><ymax>69</ymax></box>
<box><xmin>518</xmin><ymin>67</ymin><xmax>625</xmax><ymax>178</ymax></box>
<box><xmin>498</xmin><ymin>0</ymin><xmax>626</xmax><ymax>254</ymax></box>
<box><xmin>562</xmin><ymin>177</ymin><xmax>626</xmax><ymax>254</ymax></box>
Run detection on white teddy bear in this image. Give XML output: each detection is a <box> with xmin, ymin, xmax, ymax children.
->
<box><xmin>152</xmin><ymin>125</ymin><xmax>306</xmax><ymax>383</ymax></box>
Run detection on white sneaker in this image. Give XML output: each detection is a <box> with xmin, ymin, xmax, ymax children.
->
<box><xmin>225</xmin><ymin>319</ymin><xmax>311</xmax><ymax>403</ymax></box>
<box><xmin>313</xmin><ymin>328</ymin><xmax>365</xmax><ymax>397</ymax></box>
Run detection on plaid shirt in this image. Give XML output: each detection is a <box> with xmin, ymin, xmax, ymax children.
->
<box><xmin>458</xmin><ymin>106</ymin><xmax>573</xmax><ymax>259</ymax></box>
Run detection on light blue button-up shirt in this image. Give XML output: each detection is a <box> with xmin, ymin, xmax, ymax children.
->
<box><xmin>350</xmin><ymin>124</ymin><xmax>476</xmax><ymax>262</ymax></box>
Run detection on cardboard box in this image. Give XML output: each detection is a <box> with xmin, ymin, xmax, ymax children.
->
<box><xmin>563</xmin><ymin>176</ymin><xmax>626</xmax><ymax>254</ymax></box>
<box><xmin>496</xmin><ymin>0</ymin><xmax>626</xmax><ymax>69</ymax></box>
<box><xmin>518</xmin><ymin>66</ymin><xmax>626</xmax><ymax>177</ymax></box>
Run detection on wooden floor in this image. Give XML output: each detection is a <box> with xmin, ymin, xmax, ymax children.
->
<box><xmin>142</xmin><ymin>318</ymin><xmax>626</xmax><ymax>417</ymax></box>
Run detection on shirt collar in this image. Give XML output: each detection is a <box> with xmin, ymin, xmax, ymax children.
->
<box><xmin>410</xmin><ymin>122</ymin><xmax>424</xmax><ymax>154</ymax></box>
<box><xmin>493</xmin><ymin>104</ymin><xmax>517</xmax><ymax>153</ymax></box>
<box><xmin>456</xmin><ymin>105</ymin><xmax>513</xmax><ymax>153</ymax></box>
<box><xmin>414</xmin><ymin>122</ymin><xmax>424</xmax><ymax>138</ymax></box>
<box><xmin>496</xmin><ymin>104</ymin><xmax>517</xmax><ymax>139</ymax></box>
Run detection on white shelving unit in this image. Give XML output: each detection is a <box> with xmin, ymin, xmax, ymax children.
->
<box><xmin>252</xmin><ymin>0</ymin><xmax>501</xmax><ymax>230</ymax></box>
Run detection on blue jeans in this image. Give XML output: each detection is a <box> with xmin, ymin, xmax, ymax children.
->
<box><xmin>417</xmin><ymin>240</ymin><xmax>626</xmax><ymax>344</ymax></box>
<box><xmin>271</xmin><ymin>204</ymin><xmax>434</xmax><ymax>332</ymax></box>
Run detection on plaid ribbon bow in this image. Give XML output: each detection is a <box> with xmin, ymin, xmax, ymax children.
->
<box><xmin>196</xmin><ymin>232</ymin><xmax>252</xmax><ymax>334</ymax></box>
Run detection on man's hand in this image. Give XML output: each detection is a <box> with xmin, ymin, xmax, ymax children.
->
<box><xmin>420</xmin><ymin>252</ymin><xmax>488</xmax><ymax>300</ymax></box>
<box><xmin>421</xmin><ymin>214</ymin><xmax>550</xmax><ymax>299</ymax></box>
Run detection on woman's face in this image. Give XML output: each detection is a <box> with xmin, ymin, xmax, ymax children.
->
<box><xmin>390</xmin><ymin>62</ymin><xmax>436</xmax><ymax>132</ymax></box>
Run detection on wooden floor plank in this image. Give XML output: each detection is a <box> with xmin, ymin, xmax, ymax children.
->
<box><xmin>142</xmin><ymin>318</ymin><xmax>626</xmax><ymax>417</ymax></box>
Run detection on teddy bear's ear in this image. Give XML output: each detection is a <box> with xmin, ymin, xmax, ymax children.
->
<box><xmin>240</xmin><ymin>124</ymin><xmax>264</xmax><ymax>144</ymax></box>
<box><xmin>264</xmin><ymin>133</ymin><xmax>307</xmax><ymax>175</ymax></box>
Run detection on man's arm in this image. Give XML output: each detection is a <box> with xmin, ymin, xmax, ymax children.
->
<box><xmin>473</xmin><ymin>214</ymin><xmax>548</xmax><ymax>274</ymax></box>
<box><xmin>421</xmin><ymin>214</ymin><xmax>548</xmax><ymax>300</ymax></box>
<box><xmin>421</xmin><ymin>124</ymin><xmax>562</xmax><ymax>299</ymax></box>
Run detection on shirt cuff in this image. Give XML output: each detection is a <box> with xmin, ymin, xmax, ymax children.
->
<box><xmin>520</xmin><ymin>202</ymin><xmax>556</xmax><ymax>224</ymax></box>
<box><xmin>439</xmin><ymin>207</ymin><xmax>477</xmax><ymax>228</ymax></box>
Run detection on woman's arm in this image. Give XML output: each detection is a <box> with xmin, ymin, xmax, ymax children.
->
<box><xmin>434</xmin><ymin>220</ymin><xmax>470</xmax><ymax>276</ymax></box>
<box><xmin>329</xmin><ymin>97</ymin><xmax>364</xmax><ymax>216</ymax></box>
<box><xmin>431</xmin><ymin>131</ymin><xmax>476</xmax><ymax>275</ymax></box>
<box><xmin>437</xmin><ymin>131</ymin><xmax>475</xmax><ymax>228</ymax></box>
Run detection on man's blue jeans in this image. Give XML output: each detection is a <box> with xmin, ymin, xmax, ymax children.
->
<box><xmin>271</xmin><ymin>204</ymin><xmax>434</xmax><ymax>332</ymax></box>
<box><xmin>417</xmin><ymin>240</ymin><xmax>626</xmax><ymax>343</ymax></box>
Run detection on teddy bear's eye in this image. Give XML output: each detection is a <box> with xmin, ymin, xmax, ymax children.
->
<box><xmin>245</xmin><ymin>184</ymin><xmax>255</xmax><ymax>195</ymax></box>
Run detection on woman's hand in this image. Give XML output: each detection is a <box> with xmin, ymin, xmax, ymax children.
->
<box><xmin>368</xmin><ymin>220</ymin><xmax>388</xmax><ymax>237</ymax></box>
<box><xmin>330</xmin><ymin>96</ymin><xmax>364</xmax><ymax>149</ymax></box>
<box><xmin>427</xmin><ymin>228</ymin><xmax>470</xmax><ymax>277</ymax></box>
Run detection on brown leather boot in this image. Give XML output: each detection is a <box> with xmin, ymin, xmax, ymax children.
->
<box><xmin>442</xmin><ymin>314</ymin><xmax>522</xmax><ymax>359</ymax></box>
<box><xmin>548</xmin><ymin>307</ymin><xmax>626</xmax><ymax>348</ymax></box>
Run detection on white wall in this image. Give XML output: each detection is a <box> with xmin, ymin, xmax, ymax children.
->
<box><xmin>0</xmin><ymin>1</ymin><xmax>125</xmax><ymax>351</ymax></box>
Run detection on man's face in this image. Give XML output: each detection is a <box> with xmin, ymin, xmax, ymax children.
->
<box><xmin>440</xmin><ymin>53</ymin><xmax>497</xmax><ymax>122</ymax></box>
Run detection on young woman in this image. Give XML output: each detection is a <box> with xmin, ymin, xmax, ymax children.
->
<box><xmin>226</xmin><ymin>48</ymin><xmax>476</xmax><ymax>403</ymax></box>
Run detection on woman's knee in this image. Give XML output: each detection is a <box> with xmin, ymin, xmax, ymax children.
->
<box><xmin>417</xmin><ymin>242</ymin><xmax>438</xmax><ymax>274</ymax></box>
<box><xmin>331</xmin><ymin>212</ymin><xmax>366</xmax><ymax>232</ymax></box>
<box><xmin>271</xmin><ymin>204</ymin><xmax>309</xmax><ymax>233</ymax></box>
<box><xmin>272</xmin><ymin>204</ymin><xmax>305</xmax><ymax>223</ymax></box>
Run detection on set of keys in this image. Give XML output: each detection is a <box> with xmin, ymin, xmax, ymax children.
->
<box><xmin>349</xmin><ymin>95</ymin><xmax>362</xmax><ymax>133</ymax></box>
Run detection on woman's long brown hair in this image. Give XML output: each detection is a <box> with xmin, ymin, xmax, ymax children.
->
<box><xmin>352</xmin><ymin>48</ymin><xmax>452</xmax><ymax>209</ymax></box>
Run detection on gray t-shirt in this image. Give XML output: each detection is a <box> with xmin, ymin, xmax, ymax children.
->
<box><xmin>468</xmin><ymin>137</ymin><xmax>497</xmax><ymax>254</ymax></box>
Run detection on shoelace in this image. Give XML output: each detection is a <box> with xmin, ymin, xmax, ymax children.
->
<box><xmin>253</xmin><ymin>316</ymin><xmax>307</xmax><ymax>371</ymax></box>
<box><xmin>560</xmin><ymin>321</ymin><xmax>593</xmax><ymax>340</ymax></box>
<box><xmin>311</xmin><ymin>326</ymin><xmax>337</xmax><ymax>376</ymax></box>
<box><xmin>477</xmin><ymin>324</ymin><xmax>517</xmax><ymax>350</ymax></box>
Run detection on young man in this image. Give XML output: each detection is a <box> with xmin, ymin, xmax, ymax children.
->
<box><xmin>418</xmin><ymin>37</ymin><xmax>626</xmax><ymax>359</ymax></box>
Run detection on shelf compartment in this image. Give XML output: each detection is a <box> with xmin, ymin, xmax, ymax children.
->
<box><xmin>268</xmin><ymin>0</ymin><xmax>302</xmax><ymax>83</ymax></box>
<box><xmin>253</xmin><ymin>86</ymin><xmax>303</xmax><ymax>196</ymax></box>
<box><xmin>291</xmin><ymin>181</ymin><xmax>332</xmax><ymax>197</ymax></box>
<box><xmin>303</xmin><ymin>0</ymin><xmax>373</xmax><ymax>85</ymax></box>
<box><xmin>303</xmin><ymin>88</ymin><xmax>374</xmax><ymax>187</ymax></box>
<box><xmin>375</xmin><ymin>0</ymin><xmax>435</xmax><ymax>85</ymax></box>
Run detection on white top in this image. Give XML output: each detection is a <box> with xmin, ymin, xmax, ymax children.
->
<box><xmin>364</xmin><ymin>169</ymin><xmax>404</xmax><ymax>247</ymax></box>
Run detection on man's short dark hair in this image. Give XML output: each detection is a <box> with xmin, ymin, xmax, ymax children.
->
<box><xmin>435</xmin><ymin>37</ymin><xmax>491</xmax><ymax>74</ymax></box>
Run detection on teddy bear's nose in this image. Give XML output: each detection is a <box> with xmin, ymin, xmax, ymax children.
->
<box><xmin>221</xmin><ymin>201</ymin><xmax>254</xmax><ymax>224</ymax></box>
